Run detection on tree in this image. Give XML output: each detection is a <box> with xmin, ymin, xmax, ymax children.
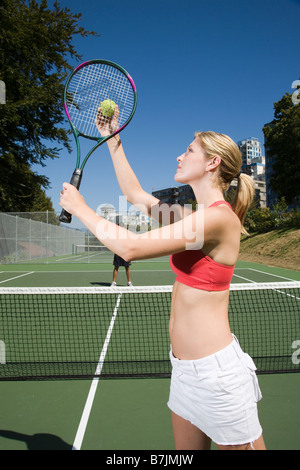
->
<box><xmin>263</xmin><ymin>89</ymin><xmax>300</xmax><ymax>205</ymax></box>
<box><xmin>0</xmin><ymin>0</ymin><xmax>98</xmax><ymax>212</ymax></box>
<box><xmin>244</xmin><ymin>197</ymin><xmax>300</xmax><ymax>234</ymax></box>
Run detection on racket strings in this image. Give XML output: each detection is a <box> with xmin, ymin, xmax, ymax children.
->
<box><xmin>66</xmin><ymin>63</ymin><xmax>135</xmax><ymax>138</ymax></box>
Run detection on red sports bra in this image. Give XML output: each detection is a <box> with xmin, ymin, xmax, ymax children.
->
<box><xmin>169</xmin><ymin>201</ymin><xmax>235</xmax><ymax>291</ymax></box>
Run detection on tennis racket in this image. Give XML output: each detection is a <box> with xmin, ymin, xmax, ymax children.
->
<box><xmin>59</xmin><ymin>59</ymin><xmax>137</xmax><ymax>223</ymax></box>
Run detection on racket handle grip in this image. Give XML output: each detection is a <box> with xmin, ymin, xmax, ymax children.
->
<box><xmin>59</xmin><ymin>169</ymin><xmax>83</xmax><ymax>223</ymax></box>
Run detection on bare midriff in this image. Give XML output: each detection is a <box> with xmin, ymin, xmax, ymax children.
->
<box><xmin>169</xmin><ymin>280</ymin><xmax>233</xmax><ymax>360</ymax></box>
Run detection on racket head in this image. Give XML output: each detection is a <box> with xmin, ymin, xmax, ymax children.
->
<box><xmin>63</xmin><ymin>59</ymin><xmax>137</xmax><ymax>142</ymax></box>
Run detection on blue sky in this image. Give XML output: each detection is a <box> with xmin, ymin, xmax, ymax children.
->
<box><xmin>37</xmin><ymin>0</ymin><xmax>300</xmax><ymax>226</ymax></box>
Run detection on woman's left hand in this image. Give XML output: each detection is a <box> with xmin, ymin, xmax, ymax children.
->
<box><xmin>59</xmin><ymin>183</ymin><xmax>86</xmax><ymax>218</ymax></box>
<box><xmin>95</xmin><ymin>105</ymin><xmax>119</xmax><ymax>137</ymax></box>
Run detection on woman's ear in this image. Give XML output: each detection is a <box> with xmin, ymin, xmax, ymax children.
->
<box><xmin>207</xmin><ymin>155</ymin><xmax>221</xmax><ymax>172</ymax></box>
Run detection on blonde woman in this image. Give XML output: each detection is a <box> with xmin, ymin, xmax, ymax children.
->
<box><xmin>60</xmin><ymin>110</ymin><xmax>265</xmax><ymax>450</ymax></box>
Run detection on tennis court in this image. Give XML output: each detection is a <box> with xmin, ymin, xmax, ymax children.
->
<box><xmin>0</xmin><ymin>258</ymin><xmax>299</xmax><ymax>450</ymax></box>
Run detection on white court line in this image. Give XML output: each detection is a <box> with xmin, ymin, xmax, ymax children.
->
<box><xmin>0</xmin><ymin>272</ymin><xmax>34</xmax><ymax>284</ymax></box>
<box><xmin>248</xmin><ymin>267</ymin><xmax>296</xmax><ymax>282</ymax></box>
<box><xmin>55</xmin><ymin>254</ymin><xmax>86</xmax><ymax>262</ymax></box>
<box><xmin>72</xmin><ymin>293</ymin><xmax>122</xmax><ymax>451</ymax></box>
<box><xmin>56</xmin><ymin>252</ymin><xmax>105</xmax><ymax>263</ymax></box>
<box><xmin>234</xmin><ymin>270</ymin><xmax>300</xmax><ymax>300</ymax></box>
<box><xmin>271</xmin><ymin>288</ymin><xmax>300</xmax><ymax>301</ymax></box>
<box><xmin>232</xmin><ymin>273</ymin><xmax>256</xmax><ymax>283</ymax></box>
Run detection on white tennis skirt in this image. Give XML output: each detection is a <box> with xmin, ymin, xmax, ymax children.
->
<box><xmin>167</xmin><ymin>335</ymin><xmax>263</xmax><ymax>446</ymax></box>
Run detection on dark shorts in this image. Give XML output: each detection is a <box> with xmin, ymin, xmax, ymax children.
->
<box><xmin>113</xmin><ymin>254</ymin><xmax>131</xmax><ymax>267</ymax></box>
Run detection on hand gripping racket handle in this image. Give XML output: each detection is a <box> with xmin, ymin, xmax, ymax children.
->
<box><xmin>59</xmin><ymin>169</ymin><xmax>83</xmax><ymax>223</ymax></box>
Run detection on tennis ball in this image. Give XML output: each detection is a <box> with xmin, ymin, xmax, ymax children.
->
<box><xmin>100</xmin><ymin>99</ymin><xmax>116</xmax><ymax>118</ymax></box>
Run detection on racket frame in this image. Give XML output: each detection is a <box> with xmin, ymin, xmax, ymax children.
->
<box><xmin>60</xmin><ymin>59</ymin><xmax>137</xmax><ymax>223</ymax></box>
<box><xmin>63</xmin><ymin>59</ymin><xmax>137</xmax><ymax>170</ymax></box>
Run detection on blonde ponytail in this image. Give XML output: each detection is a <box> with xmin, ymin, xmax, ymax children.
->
<box><xmin>231</xmin><ymin>173</ymin><xmax>255</xmax><ymax>234</ymax></box>
<box><xmin>194</xmin><ymin>131</ymin><xmax>255</xmax><ymax>234</ymax></box>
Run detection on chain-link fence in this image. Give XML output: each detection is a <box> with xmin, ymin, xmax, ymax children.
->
<box><xmin>0</xmin><ymin>212</ymin><xmax>85</xmax><ymax>263</ymax></box>
<box><xmin>0</xmin><ymin>210</ymin><xmax>159</xmax><ymax>264</ymax></box>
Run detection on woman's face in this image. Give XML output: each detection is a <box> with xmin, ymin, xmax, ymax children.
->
<box><xmin>174</xmin><ymin>137</ymin><xmax>208</xmax><ymax>185</ymax></box>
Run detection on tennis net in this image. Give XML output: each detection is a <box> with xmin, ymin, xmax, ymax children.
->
<box><xmin>0</xmin><ymin>282</ymin><xmax>299</xmax><ymax>380</ymax></box>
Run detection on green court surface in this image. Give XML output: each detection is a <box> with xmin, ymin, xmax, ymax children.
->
<box><xmin>0</xmin><ymin>259</ymin><xmax>299</xmax><ymax>450</ymax></box>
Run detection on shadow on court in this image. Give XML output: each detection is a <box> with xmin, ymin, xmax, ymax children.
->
<box><xmin>0</xmin><ymin>430</ymin><xmax>72</xmax><ymax>450</ymax></box>
<box><xmin>90</xmin><ymin>282</ymin><xmax>112</xmax><ymax>286</ymax></box>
